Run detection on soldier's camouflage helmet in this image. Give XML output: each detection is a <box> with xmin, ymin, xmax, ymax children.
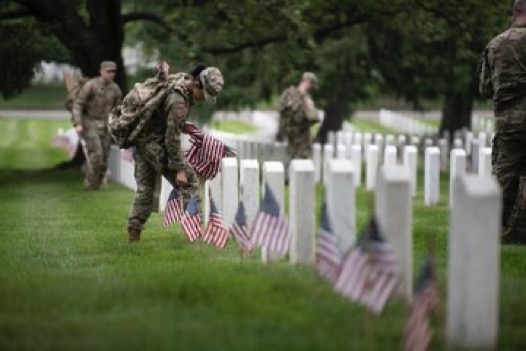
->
<box><xmin>301</xmin><ymin>71</ymin><xmax>318</xmax><ymax>87</ymax></box>
<box><xmin>199</xmin><ymin>67</ymin><xmax>224</xmax><ymax>104</ymax></box>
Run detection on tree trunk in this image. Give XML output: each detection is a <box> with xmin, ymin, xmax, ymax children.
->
<box><xmin>18</xmin><ymin>0</ymin><xmax>127</xmax><ymax>91</ymax></box>
<box><xmin>439</xmin><ymin>90</ymin><xmax>473</xmax><ymax>140</ymax></box>
<box><xmin>315</xmin><ymin>84</ymin><xmax>352</xmax><ymax>145</ymax></box>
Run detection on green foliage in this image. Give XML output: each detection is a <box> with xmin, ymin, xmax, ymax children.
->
<box><xmin>0</xmin><ymin>22</ymin><xmax>66</xmax><ymax>98</ymax></box>
<box><xmin>0</xmin><ymin>84</ymin><xmax>67</xmax><ymax>109</ymax></box>
<box><xmin>0</xmin><ymin>0</ymin><xmax>514</xmax><ymax>119</ymax></box>
<box><xmin>366</xmin><ymin>1</ymin><xmax>509</xmax><ymax>108</ymax></box>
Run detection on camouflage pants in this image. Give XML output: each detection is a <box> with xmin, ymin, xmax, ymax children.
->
<box><xmin>285</xmin><ymin>132</ymin><xmax>313</xmax><ymax>180</ymax></box>
<box><xmin>127</xmin><ymin>149</ymin><xmax>200</xmax><ymax>231</ymax></box>
<box><xmin>82</xmin><ymin>121</ymin><xmax>111</xmax><ymax>190</ymax></box>
<box><xmin>492</xmin><ymin>131</ymin><xmax>526</xmax><ymax>244</ymax></box>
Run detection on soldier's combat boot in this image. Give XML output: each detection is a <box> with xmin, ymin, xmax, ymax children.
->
<box><xmin>128</xmin><ymin>228</ymin><xmax>141</xmax><ymax>243</ymax></box>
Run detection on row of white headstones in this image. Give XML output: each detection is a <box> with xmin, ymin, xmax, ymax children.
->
<box><xmin>212</xmin><ymin>108</ymin><xmax>493</xmax><ymax>136</ymax></box>
<box><xmin>377</xmin><ymin>108</ymin><xmax>494</xmax><ymax>135</ymax></box>
<box><xmin>107</xmin><ymin>141</ymin><xmax>501</xmax><ymax>350</ymax></box>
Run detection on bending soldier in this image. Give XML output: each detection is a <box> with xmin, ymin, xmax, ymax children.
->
<box><xmin>127</xmin><ymin>63</ymin><xmax>224</xmax><ymax>243</ymax></box>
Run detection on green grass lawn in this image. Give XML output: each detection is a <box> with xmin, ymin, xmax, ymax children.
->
<box><xmin>0</xmin><ymin>85</ymin><xmax>67</xmax><ymax>110</ymax></box>
<box><xmin>0</xmin><ymin>117</ymin><xmax>72</xmax><ymax>169</ymax></box>
<box><xmin>211</xmin><ymin>119</ymin><xmax>257</xmax><ymax>134</ymax></box>
<box><xmin>0</xmin><ymin>119</ymin><xmax>525</xmax><ymax>350</ymax></box>
<box><xmin>349</xmin><ymin>119</ymin><xmax>399</xmax><ymax>134</ymax></box>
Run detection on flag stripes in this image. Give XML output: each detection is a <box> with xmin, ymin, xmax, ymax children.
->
<box><xmin>230</xmin><ymin>201</ymin><xmax>252</xmax><ymax>254</ymax></box>
<box><xmin>181</xmin><ymin>197</ymin><xmax>202</xmax><ymax>242</ymax></box>
<box><xmin>163</xmin><ymin>188</ymin><xmax>184</xmax><ymax>227</ymax></box>
<box><xmin>185</xmin><ymin>124</ymin><xmax>232</xmax><ymax>180</ymax></box>
<box><xmin>404</xmin><ymin>258</ymin><xmax>439</xmax><ymax>351</ymax></box>
<box><xmin>315</xmin><ymin>203</ymin><xmax>342</xmax><ymax>284</ymax></box>
<box><xmin>250</xmin><ymin>212</ymin><xmax>290</xmax><ymax>257</ymax></box>
<box><xmin>334</xmin><ymin>216</ymin><xmax>401</xmax><ymax>314</ymax></box>
<box><xmin>203</xmin><ymin>214</ymin><xmax>229</xmax><ymax>248</ymax></box>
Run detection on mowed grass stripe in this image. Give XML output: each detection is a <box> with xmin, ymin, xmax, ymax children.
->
<box><xmin>0</xmin><ymin>170</ymin><xmax>407</xmax><ymax>350</ymax></box>
<box><xmin>0</xmin><ymin>118</ymin><xmax>70</xmax><ymax>169</ymax></box>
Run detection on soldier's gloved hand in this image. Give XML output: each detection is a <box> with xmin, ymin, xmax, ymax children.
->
<box><xmin>75</xmin><ymin>125</ymin><xmax>83</xmax><ymax>135</ymax></box>
<box><xmin>175</xmin><ymin>170</ymin><xmax>188</xmax><ymax>187</ymax></box>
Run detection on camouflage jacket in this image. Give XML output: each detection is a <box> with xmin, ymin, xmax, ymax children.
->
<box><xmin>134</xmin><ymin>74</ymin><xmax>194</xmax><ymax>171</ymax></box>
<box><xmin>479</xmin><ymin>24</ymin><xmax>526</xmax><ymax>130</ymax></box>
<box><xmin>72</xmin><ymin>77</ymin><xmax>122</xmax><ymax>126</ymax></box>
<box><xmin>277</xmin><ymin>86</ymin><xmax>319</xmax><ymax>138</ymax></box>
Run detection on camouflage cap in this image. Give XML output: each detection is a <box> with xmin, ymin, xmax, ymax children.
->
<box><xmin>301</xmin><ymin>71</ymin><xmax>318</xmax><ymax>87</ymax></box>
<box><xmin>100</xmin><ymin>61</ymin><xmax>117</xmax><ymax>71</ymax></box>
<box><xmin>199</xmin><ymin>67</ymin><xmax>224</xmax><ymax>104</ymax></box>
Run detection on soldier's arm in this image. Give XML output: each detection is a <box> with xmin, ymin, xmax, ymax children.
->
<box><xmin>479</xmin><ymin>48</ymin><xmax>494</xmax><ymax>99</ymax></box>
<box><xmin>303</xmin><ymin>95</ymin><xmax>320</xmax><ymax>125</ymax></box>
<box><xmin>277</xmin><ymin>89</ymin><xmax>289</xmax><ymax>113</ymax></box>
<box><xmin>164</xmin><ymin>92</ymin><xmax>187</xmax><ymax>171</ymax></box>
<box><xmin>114</xmin><ymin>85</ymin><xmax>123</xmax><ymax>107</ymax></box>
<box><xmin>71</xmin><ymin>81</ymin><xmax>92</xmax><ymax>126</ymax></box>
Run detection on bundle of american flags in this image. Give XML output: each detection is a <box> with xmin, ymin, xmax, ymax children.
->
<box><xmin>203</xmin><ymin>198</ymin><xmax>229</xmax><ymax>248</ymax></box>
<box><xmin>184</xmin><ymin>122</ymin><xmax>235</xmax><ymax>180</ymax></box>
<box><xmin>250</xmin><ymin>184</ymin><xmax>291</xmax><ymax>257</ymax></box>
<box><xmin>315</xmin><ymin>203</ymin><xmax>343</xmax><ymax>285</ymax></box>
<box><xmin>334</xmin><ymin>215</ymin><xmax>401</xmax><ymax>314</ymax></box>
<box><xmin>230</xmin><ymin>201</ymin><xmax>252</xmax><ymax>255</ymax></box>
<box><xmin>404</xmin><ymin>257</ymin><xmax>440</xmax><ymax>351</ymax></box>
<box><xmin>163</xmin><ymin>187</ymin><xmax>184</xmax><ymax>227</ymax></box>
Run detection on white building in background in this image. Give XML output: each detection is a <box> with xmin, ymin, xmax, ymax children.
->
<box><xmin>32</xmin><ymin>43</ymin><xmax>159</xmax><ymax>84</ymax></box>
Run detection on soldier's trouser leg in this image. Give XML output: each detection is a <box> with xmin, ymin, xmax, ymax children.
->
<box><xmin>82</xmin><ymin>124</ymin><xmax>105</xmax><ymax>189</ymax></box>
<box><xmin>493</xmin><ymin>132</ymin><xmax>526</xmax><ymax>244</ymax></box>
<box><xmin>161</xmin><ymin>165</ymin><xmax>201</xmax><ymax>218</ymax></box>
<box><xmin>98</xmin><ymin>130</ymin><xmax>112</xmax><ymax>186</ymax></box>
<box><xmin>285</xmin><ymin>136</ymin><xmax>313</xmax><ymax>182</ymax></box>
<box><xmin>128</xmin><ymin>151</ymin><xmax>157</xmax><ymax>231</ymax></box>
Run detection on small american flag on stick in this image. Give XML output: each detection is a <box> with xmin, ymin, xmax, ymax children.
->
<box><xmin>163</xmin><ymin>187</ymin><xmax>184</xmax><ymax>227</ymax></box>
<box><xmin>404</xmin><ymin>257</ymin><xmax>440</xmax><ymax>351</ymax></box>
<box><xmin>203</xmin><ymin>198</ymin><xmax>229</xmax><ymax>248</ymax></box>
<box><xmin>250</xmin><ymin>184</ymin><xmax>290</xmax><ymax>258</ymax></box>
<box><xmin>316</xmin><ymin>203</ymin><xmax>342</xmax><ymax>285</ymax></box>
<box><xmin>334</xmin><ymin>215</ymin><xmax>401</xmax><ymax>314</ymax></box>
<box><xmin>180</xmin><ymin>196</ymin><xmax>202</xmax><ymax>242</ymax></box>
<box><xmin>230</xmin><ymin>201</ymin><xmax>252</xmax><ymax>255</ymax></box>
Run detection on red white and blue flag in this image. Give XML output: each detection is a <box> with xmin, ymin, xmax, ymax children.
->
<box><xmin>181</xmin><ymin>196</ymin><xmax>202</xmax><ymax>242</ymax></box>
<box><xmin>250</xmin><ymin>184</ymin><xmax>290</xmax><ymax>258</ymax></box>
<box><xmin>184</xmin><ymin>122</ymin><xmax>234</xmax><ymax>180</ymax></box>
<box><xmin>335</xmin><ymin>216</ymin><xmax>401</xmax><ymax>314</ymax></box>
<box><xmin>316</xmin><ymin>203</ymin><xmax>342</xmax><ymax>285</ymax></box>
<box><xmin>163</xmin><ymin>187</ymin><xmax>184</xmax><ymax>227</ymax></box>
<box><xmin>203</xmin><ymin>198</ymin><xmax>229</xmax><ymax>248</ymax></box>
<box><xmin>404</xmin><ymin>257</ymin><xmax>440</xmax><ymax>351</ymax></box>
<box><xmin>230</xmin><ymin>201</ymin><xmax>252</xmax><ymax>255</ymax></box>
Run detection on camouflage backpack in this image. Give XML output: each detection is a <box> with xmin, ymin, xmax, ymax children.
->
<box><xmin>108</xmin><ymin>73</ymin><xmax>187</xmax><ymax>148</ymax></box>
<box><xmin>64</xmin><ymin>77</ymin><xmax>89</xmax><ymax>112</ymax></box>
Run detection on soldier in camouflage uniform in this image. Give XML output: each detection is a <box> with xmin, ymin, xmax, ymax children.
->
<box><xmin>276</xmin><ymin>72</ymin><xmax>320</xmax><ymax>163</ymax></box>
<box><xmin>72</xmin><ymin>61</ymin><xmax>122</xmax><ymax>190</ymax></box>
<box><xmin>127</xmin><ymin>63</ymin><xmax>224</xmax><ymax>243</ymax></box>
<box><xmin>479</xmin><ymin>0</ymin><xmax>526</xmax><ymax>244</ymax></box>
